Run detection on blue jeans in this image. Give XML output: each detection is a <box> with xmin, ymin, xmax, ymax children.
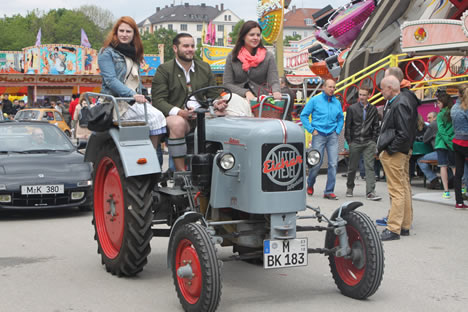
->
<box><xmin>417</xmin><ymin>151</ymin><xmax>438</xmax><ymax>182</ymax></box>
<box><xmin>307</xmin><ymin>132</ymin><xmax>338</xmax><ymax>194</ymax></box>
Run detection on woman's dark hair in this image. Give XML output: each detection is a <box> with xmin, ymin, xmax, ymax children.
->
<box><xmin>232</xmin><ymin>20</ymin><xmax>265</xmax><ymax>61</ymax></box>
<box><xmin>103</xmin><ymin>16</ymin><xmax>144</xmax><ymax>63</ymax></box>
<box><xmin>437</xmin><ymin>92</ymin><xmax>453</xmax><ymax>123</ymax></box>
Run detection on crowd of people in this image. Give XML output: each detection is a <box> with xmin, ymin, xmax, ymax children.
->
<box><xmin>300</xmin><ymin>67</ymin><xmax>468</xmax><ymax>241</ymax></box>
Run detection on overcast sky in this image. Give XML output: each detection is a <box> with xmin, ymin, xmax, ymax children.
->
<box><xmin>1</xmin><ymin>0</ymin><xmax>350</xmax><ymax>24</ymax></box>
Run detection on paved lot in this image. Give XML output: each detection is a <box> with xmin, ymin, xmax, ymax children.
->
<box><xmin>1</xmin><ymin>174</ymin><xmax>467</xmax><ymax>312</ymax></box>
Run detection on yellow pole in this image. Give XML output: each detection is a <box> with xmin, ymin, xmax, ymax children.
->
<box><xmin>276</xmin><ymin>26</ymin><xmax>284</xmax><ymax>77</ymax></box>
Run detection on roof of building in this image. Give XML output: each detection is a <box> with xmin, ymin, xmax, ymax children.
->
<box><xmin>283</xmin><ymin>7</ymin><xmax>321</xmax><ymax>28</ymax></box>
<box><xmin>138</xmin><ymin>3</ymin><xmax>221</xmax><ymax>26</ymax></box>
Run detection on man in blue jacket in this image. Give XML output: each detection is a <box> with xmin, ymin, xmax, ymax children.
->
<box><xmin>300</xmin><ymin>79</ymin><xmax>344</xmax><ymax>199</ymax></box>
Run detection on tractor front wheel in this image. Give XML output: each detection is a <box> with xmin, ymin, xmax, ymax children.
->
<box><xmin>325</xmin><ymin>210</ymin><xmax>384</xmax><ymax>299</ymax></box>
<box><xmin>170</xmin><ymin>223</ymin><xmax>222</xmax><ymax>312</ymax></box>
<box><xmin>92</xmin><ymin>143</ymin><xmax>155</xmax><ymax>276</ymax></box>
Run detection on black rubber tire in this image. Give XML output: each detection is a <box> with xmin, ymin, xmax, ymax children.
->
<box><xmin>170</xmin><ymin>223</ymin><xmax>222</xmax><ymax>312</ymax></box>
<box><xmin>325</xmin><ymin>210</ymin><xmax>384</xmax><ymax>299</ymax></box>
<box><xmin>92</xmin><ymin>142</ymin><xmax>155</xmax><ymax>276</ymax></box>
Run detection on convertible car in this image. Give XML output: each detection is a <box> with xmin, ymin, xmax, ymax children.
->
<box><xmin>0</xmin><ymin>120</ymin><xmax>93</xmax><ymax>210</ymax></box>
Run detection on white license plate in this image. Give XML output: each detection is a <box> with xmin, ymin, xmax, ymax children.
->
<box><xmin>21</xmin><ymin>184</ymin><xmax>64</xmax><ymax>195</ymax></box>
<box><xmin>263</xmin><ymin>238</ymin><xmax>308</xmax><ymax>269</ymax></box>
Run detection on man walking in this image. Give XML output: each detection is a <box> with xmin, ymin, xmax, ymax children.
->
<box><xmin>377</xmin><ymin>76</ymin><xmax>418</xmax><ymax>241</ymax></box>
<box><xmin>345</xmin><ymin>86</ymin><xmax>381</xmax><ymax>200</ymax></box>
<box><xmin>300</xmin><ymin>78</ymin><xmax>344</xmax><ymax>199</ymax></box>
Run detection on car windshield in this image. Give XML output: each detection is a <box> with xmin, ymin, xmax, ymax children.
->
<box><xmin>15</xmin><ymin>110</ymin><xmax>41</xmax><ymax>120</ymax></box>
<box><xmin>0</xmin><ymin>123</ymin><xmax>74</xmax><ymax>153</ymax></box>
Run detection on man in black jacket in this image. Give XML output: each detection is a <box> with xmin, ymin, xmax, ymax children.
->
<box><xmin>377</xmin><ymin>76</ymin><xmax>418</xmax><ymax>241</ymax></box>
<box><xmin>417</xmin><ymin>112</ymin><xmax>441</xmax><ymax>189</ymax></box>
<box><xmin>345</xmin><ymin>86</ymin><xmax>381</xmax><ymax>200</ymax></box>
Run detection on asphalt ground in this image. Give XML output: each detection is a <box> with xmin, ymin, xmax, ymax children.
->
<box><xmin>0</xmin><ymin>173</ymin><xmax>467</xmax><ymax>311</ymax></box>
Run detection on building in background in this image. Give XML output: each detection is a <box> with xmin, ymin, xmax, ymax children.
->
<box><xmin>138</xmin><ymin>3</ymin><xmax>240</xmax><ymax>46</ymax></box>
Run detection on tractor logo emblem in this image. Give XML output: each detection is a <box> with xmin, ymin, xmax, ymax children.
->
<box><xmin>262</xmin><ymin>144</ymin><xmax>303</xmax><ymax>190</ymax></box>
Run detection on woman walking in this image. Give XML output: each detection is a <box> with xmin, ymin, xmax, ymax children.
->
<box><xmin>435</xmin><ymin>92</ymin><xmax>455</xmax><ymax>199</ymax></box>
<box><xmin>451</xmin><ymin>84</ymin><xmax>468</xmax><ymax>208</ymax></box>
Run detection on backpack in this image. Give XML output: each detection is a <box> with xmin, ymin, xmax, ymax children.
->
<box><xmin>78</xmin><ymin>105</ymin><xmax>90</xmax><ymax>128</ymax></box>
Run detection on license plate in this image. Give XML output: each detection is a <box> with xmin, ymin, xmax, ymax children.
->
<box><xmin>21</xmin><ymin>184</ymin><xmax>64</xmax><ymax>195</ymax></box>
<box><xmin>263</xmin><ymin>238</ymin><xmax>308</xmax><ymax>269</ymax></box>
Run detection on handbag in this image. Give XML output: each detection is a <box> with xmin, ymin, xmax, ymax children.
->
<box><xmin>86</xmin><ymin>103</ymin><xmax>114</xmax><ymax>132</ymax></box>
<box><xmin>249</xmin><ymin>83</ymin><xmax>285</xmax><ymax>118</ymax></box>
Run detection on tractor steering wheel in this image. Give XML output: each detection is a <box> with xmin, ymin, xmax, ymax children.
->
<box><xmin>184</xmin><ymin>86</ymin><xmax>232</xmax><ymax>110</ymax></box>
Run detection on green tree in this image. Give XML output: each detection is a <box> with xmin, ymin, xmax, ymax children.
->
<box><xmin>141</xmin><ymin>28</ymin><xmax>177</xmax><ymax>62</ymax></box>
<box><xmin>229</xmin><ymin>20</ymin><xmax>244</xmax><ymax>45</ymax></box>
<box><xmin>77</xmin><ymin>5</ymin><xmax>114</xmax><ymax>32</ymax></box>
<box><xmin>0</xmin><ymin>8</ymin><xmax>107</xmax><ymax>50</ymax></box>
<box><xmin>284</xmin><ymin>34</ymin><xmax>302</xmax><ymax>46</ymax></box>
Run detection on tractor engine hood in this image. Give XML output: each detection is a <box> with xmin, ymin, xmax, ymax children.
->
<box><xmin>202</xmin><ymin>117</ymin><xmax>307</xmax><ymax>214</ymax></box>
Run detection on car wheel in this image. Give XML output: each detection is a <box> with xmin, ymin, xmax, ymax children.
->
<box><xmin>92</xmin><ymin>142</ymin><xmax>156</xmax><ymax>276</ymax></box>
<box><xmin>171</xmin><ymin>223</ymin><xmax>222</xmax><ymax>312</ymax></box>
<box><xmin>325</xmin><ymin>210</ymin><xmax>384</xmax><ymax>299</ymax></box>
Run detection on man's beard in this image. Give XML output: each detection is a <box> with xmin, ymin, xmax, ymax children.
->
<box><xmin>177</xmin><ymin>51</ymin><xmax>193</xmax><ymax>62</ymax></box>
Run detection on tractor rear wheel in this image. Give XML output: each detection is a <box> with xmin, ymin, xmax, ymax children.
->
<box><xmin>92</xmin><ymin>143</ymin><xmax>156</xmax><ymax>276</ymax></box>
<box><xmin>325</xmin><ymin>210</ymin><xmax>384</xmax><ymax>299</ymax></box>
<box><xmin>170</xmin><ymin>223</ymin><xmax>222</xmax><ymax>312</ymax></box>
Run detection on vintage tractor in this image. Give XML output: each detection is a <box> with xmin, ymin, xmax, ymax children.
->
<box><xmin>84</xmin><ymin>88</ymin><xmax>384</xmax><ymax>312</ymax></box>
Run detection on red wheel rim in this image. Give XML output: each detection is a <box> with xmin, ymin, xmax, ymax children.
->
<box><xmin>334</xmin><ymin>225</ymin><xmax>366</xmax><ymax>286</ymax></box>
<box><xmin>427</xmin><ymin>56</ymin><xmax>448</xmax><ymax>80</ymax></box>
<box><xmin>344</xmin><ymin>84</ymin><xmax>359</xmax><ymax>107</ymax></box>
<box><xmin>359</xmin><ymin>76</ymin><xmax>376</xmax><ymax>97</ymax></box>
<box><xmin>448</xmin><ymin>56</ymin><xmax>468</xmax><ymax>76</ymax></box>
<box><xmin>94</xmin><ymin>156</ymin><xmax>125</xmax><ymax>259</ymax></box>
<box><xmin>373</xmin><ymin>68</ymin><xmax>386</xmax><ymax>91</ymax></box>
<box><xmin>405</xmin><ymin>59</ymin><xmax>427</xmax><ymax>82</ymax></box>
<box><xmin>176</xmin><ymin>239</ymin><xmax>203</xmax><ymax>304</ymax></box>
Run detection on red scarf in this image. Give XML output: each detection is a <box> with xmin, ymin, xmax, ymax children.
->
<box><xmin>237</xmin><ymin>47</ymin><xmax>266</xmax><ymax>72</ymax></box>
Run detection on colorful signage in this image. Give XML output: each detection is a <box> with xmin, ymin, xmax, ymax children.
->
<box><xmin>257</xmin><ymin>0</ymin><xmax>284</xmax><ymax>44</ymax></box>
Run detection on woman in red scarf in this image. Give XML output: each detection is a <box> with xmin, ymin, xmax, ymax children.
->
<box><xmin>223</xmin><ymin>20</ymin><xmax>281</xmax><ymax>117</ymax></box>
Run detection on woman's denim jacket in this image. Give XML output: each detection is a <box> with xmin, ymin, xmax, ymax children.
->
<box><xmin>451</xmin><ymin>99</ymin><xmax>468</xmax><ymax>140</ymax></box>
<box><xmin>98</xmin><ymin>47</ymin><xmax>142</xmax><ymax>97</ymax></box>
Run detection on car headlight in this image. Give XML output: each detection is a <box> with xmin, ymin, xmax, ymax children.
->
<box><xmin>77</xmin><ymin>180</ymin><xmax>92</xmax><ymax>187</ymax></box>
<box><xmin>306</xmin><ymin>148</ymin><xmax>321</xmax><ymax>167</ymax></box>
<box><xmin>216</xmin><ymin>152</ymin><xmax>235</xmax><ymax>171</ymax></box>
<box><xmin>0</xmin><ymin>194</ymin><xmax>11</xmax><ymax>203</ymax></box>
<box><xmin>71</xmin><ymin>192</ymin><xmax>85</xmax><ymax>200</ymax></box>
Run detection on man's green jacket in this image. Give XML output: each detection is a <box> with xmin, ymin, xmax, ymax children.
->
<box><xmin>151</xmin><ymin>58</ymin><xmax>219</xmax><ymax>116</ymax></box>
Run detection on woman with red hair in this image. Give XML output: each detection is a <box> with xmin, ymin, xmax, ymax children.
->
<box><xmin>98</xmin><ymin>16</ymin><xmax>166</xmax><ymax>148</ymax></box>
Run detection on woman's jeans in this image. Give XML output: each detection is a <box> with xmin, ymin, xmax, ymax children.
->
<box><xmin>307</xmin><ymin>132</ymin><xmax>338</xmax><ymax>194</ymax></box>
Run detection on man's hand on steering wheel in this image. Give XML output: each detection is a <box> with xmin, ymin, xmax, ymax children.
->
<box><xmin>177</xmin><ymin>108</ymin><xmax>195</xmax><ymax>120</ymax></box>
<box><xmin>213</xmin><ymin>98</ymin><xmax>228</xmax><ymax>112</ymax></box>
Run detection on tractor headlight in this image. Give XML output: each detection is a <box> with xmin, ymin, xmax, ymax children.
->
<box><xmin>217</xmin><ymin>152</ymin><xmax>235</xmax><ymax>171</ymax></box>
<box><xmin>306</xmin><ymin>148</ymin><xmax>321</xmax><ymax>167</ymax></box>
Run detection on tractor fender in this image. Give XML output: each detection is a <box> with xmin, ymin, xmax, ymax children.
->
<box><xmin>330</xmin><ymin>201</ymin><xmax>363</xmax><ymax>221</ymax></box>
<box><xmin>85</xmin><ymin>128</ymin><xmax>161</xmax><ymax>177</ymax></box>
<box><xmin>167</xmin><ymin>212</ymin><xmax>207</xmax><ymax>268</ymax></box>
